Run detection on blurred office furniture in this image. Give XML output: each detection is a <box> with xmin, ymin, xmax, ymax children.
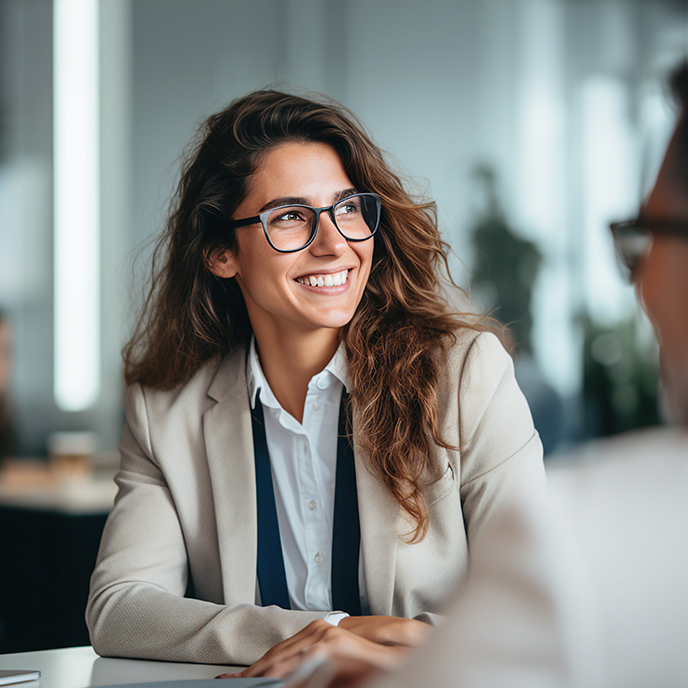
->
<box><xmin>0</xmin><ymin>311</ymin><xmax>13</xmax><ymax>466</ymax></box>
<box><xmin>0</xmin><ymin>458</ymin><xmax>117</xmax><ymax>654</ymax></box>
<box><xmin>0</xmin><ymin>645</ymin><xmax>237</xmax><ymax>688</ymax></box>
<box><xmin>470</xmin><ymin>166</ymin><xmax>542</xmax><ymax>357</ymax></box>
<box><xmin>580</xmin><ymin>313</ymin><xmax>661</xmax><ymax>438</ymax></box>
<box><xmin>469</xmin><ymin>166</ymin><xmax>566</xmax><ymax>454</ymax></box>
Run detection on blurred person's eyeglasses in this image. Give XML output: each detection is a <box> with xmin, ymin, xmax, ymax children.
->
<box><xmin>610</xmin><ymin>218</ymin><xmax>688</xmax><ymax>282</ymax></box>
<box><xmin>228</xmin><ymin>192</ymin><xmax>382</xmax><ymax>253</ymax></box>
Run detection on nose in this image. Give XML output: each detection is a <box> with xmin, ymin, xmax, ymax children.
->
<box><xmin>309</xmin><ymin>211</ymin><xmax>348</xmax><ymax>257</ymax></box>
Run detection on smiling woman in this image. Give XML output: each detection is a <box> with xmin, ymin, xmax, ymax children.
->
<box><xmin>86</xmin><ymin>90</ymin><xmax>545</xmax><ymax>668</ymax></box>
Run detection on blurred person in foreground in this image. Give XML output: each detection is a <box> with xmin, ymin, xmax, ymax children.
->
<box><xmin>241</xmin><ymin>60</ymin><xmax>688</xmax><ymax>688</ymax></box>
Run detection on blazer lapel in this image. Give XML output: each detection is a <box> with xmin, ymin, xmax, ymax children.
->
<box><xmin>203</xmin><ymin>346</ymin><xmax>258</xmax><ymax>606</ymax></box>
<box><xmin>354</xmin><ymin>430</ymin><xmax>402</xmax><ymax>616</ymax></box>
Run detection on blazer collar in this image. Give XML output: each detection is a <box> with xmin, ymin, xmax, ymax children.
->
<box><xmin>206</xmin><ymin>345</ymin><xmax>248</xmax><ymax>404</ymax></box>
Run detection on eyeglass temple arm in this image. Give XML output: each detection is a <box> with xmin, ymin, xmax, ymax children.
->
<box><xmin>228</xmin><ymin>215</ymin><xmax>261</xmax><ymax>229</ymax></box>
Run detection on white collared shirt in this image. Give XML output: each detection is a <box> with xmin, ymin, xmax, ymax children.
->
<box><xmin>247</xmin><ymin>337</ymin><xmax>368</xmax><ymax>620</ymax></box>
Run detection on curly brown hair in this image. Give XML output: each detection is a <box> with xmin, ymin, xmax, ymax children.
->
<box><xmin>124</xmin><ymin>89</ymin><xmax>493</xmax><ymax>541</ymax></box>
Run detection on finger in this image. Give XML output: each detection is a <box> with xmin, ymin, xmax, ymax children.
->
<box><xmin>286</xmin><ymin>654</ymin><xmax>335</xmax><ymax>688</ymax></box>
<box><xmin>246</xmin><ymin>647</ymin><xmax>315</xmax><ymax>680</ymax></box>
<box><xmin>262</xmin><ymin>653</ymin><xmax>308</xmax><ymax>678</ymax></box>
<box><xmin>267</xmin><ymin>620</ymin><xmax>331</xmax><ymax>657</ymax></box>
<box><xmin>263</xmin><ymin>647</ymin><xmax>332</xmax><ymax>686</ymax></box>
<box><xmin>240</xmin><ymin>621</ymin><xmax>331</xmax><ymax>678</ymax></box>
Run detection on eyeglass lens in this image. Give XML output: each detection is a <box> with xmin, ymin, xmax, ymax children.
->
<box><xmin>265</xmin><ymin>194</ymin><xmax>379</xmax><ymax>251</ymax></box>
<box><xmin>612</xmin><ymin>226</ymin><xmax>653</xmax><ymax>280</ymax></box>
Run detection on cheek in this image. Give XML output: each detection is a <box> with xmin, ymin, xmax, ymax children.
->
<box><xmin>356</xmin><ymin>242</ymin><xmax>375</xmax><ymax>280</ymax></box>
<box><xmin>638</xmin><ymin>238</ymin><xmax>670</xmax><ymax>318</ymax></box>
<box><xmin>639</xmin><ymin>243</ymin><xmax>688</xmax><ymax>359</ymax></box>
<box><xmin>234</xmin><ymin>236</ymin><xmax>289</xmax><ymax>285</ymax></box>
<box><xmin>638</xmin><ymin>260</ymin><xmax>662</xmax><ymax>324</ymax></box>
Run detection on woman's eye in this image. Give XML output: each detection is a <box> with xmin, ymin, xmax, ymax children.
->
<box><xmin>276</xmin><ymin>210</ymin><xmax>304</xmax><ymax>223</ymax></box>
<box><xmin>336</xmin><ymin>202</ymin><xmax>358</xmax><ymax>216</ymax></box>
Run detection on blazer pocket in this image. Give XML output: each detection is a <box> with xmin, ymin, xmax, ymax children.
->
<box><xmin>423</xmin><ymin>463</ymin><xmax>456</xmax><ymax>506</ymax></box>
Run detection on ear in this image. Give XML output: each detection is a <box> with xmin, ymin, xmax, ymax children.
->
<box><xmin>205</xmin><ymin>247</ymin><xmax>239</xmax><ymax>279</ymax></box>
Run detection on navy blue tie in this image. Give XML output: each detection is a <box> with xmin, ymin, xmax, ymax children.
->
<box><xmin>252</xmin><ymin>395</ymin><xmax>290</xmax><ymax>609</ymax></box>
<box><xmin>331</xmin><ymin>393</ymin><xmax>362</xmax><ymax>616</ymax></box>
<box><xmin>252</xmin><ymin>390</ymin><xmax>362</xmax><ymax>615</ymax></box>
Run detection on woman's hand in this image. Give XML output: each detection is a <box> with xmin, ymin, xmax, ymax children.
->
<box><xmin>338</xmin><ymin>615</ymin><xmax>430</xmax><ymax>647</ymax></box>
<box><xmin>216</xmin><ymin>618</ymin><xmax>423</xmax><ymax>684</ymax></box>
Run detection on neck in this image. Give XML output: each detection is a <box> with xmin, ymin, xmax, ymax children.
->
<box><xmin>253</xmin><ymin>323</ymin><xmax>341</xmax><ymax>423</ymax></box>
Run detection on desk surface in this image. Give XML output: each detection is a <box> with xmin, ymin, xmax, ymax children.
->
<box><xmin>0</xmin><ymin>646</ymin><xmax>242</xmax><ymax>688</ymax></box>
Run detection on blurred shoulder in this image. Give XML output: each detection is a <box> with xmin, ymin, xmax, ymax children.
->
<box><xmin>547</xmin><ymin>426</ymin><xmax>688</xmax><ymax>494</ymax></box>
<box><xmin>545</xmin><ymin>426</ymin><xmax>688</xmax><ymax>685</ymax></box>
<box><xmin>545</xmin><ymin>426</ymin><xmax>688</xmax><ymax>552</ymax></box>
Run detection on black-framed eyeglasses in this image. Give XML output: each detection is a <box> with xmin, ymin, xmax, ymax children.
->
<box><xmin>228</xmin><ymin>192</ymin><xmax>382</xmax><ymax>253</ymax></box>
<box><xmin>610</xmin><ymin>217</ymin><xmax>688</xmax><ymax>282</ymax></box>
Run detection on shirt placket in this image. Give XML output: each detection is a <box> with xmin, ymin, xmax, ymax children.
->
<box><xmin>301</xmin><ymin>383</ymin><xmax>334</xmax><ymax>610</ymax></box>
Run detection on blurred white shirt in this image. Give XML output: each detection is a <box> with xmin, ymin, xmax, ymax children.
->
<box><xmin>371</xmin><ymin>426</ymin><xmax>688</xmax><ymax>688</ymax></box>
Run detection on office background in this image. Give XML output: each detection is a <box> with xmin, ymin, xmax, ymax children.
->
<box><xmin>3</xmin><ymin>0</ymin><xmax>687</xmax><ymax>459</ymax></box>
<box><xmin>0</xmin><ymin>0</ymin><xmax>686</xmax><ymax>651</ymax></box>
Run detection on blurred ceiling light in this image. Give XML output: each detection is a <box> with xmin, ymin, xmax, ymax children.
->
<box><xmin>53</xmin><ymin>0</ymin><xmax>101</xmax><ymax>412</ymax></box>
<box><xmin>581</xmin><ymin>76</ymin><xmax>637</xmax><ymax>325</ymax></box>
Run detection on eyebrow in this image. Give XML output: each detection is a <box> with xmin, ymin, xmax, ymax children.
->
<box><xmin>257</xmin><ymin>188</ymin><xmax>359</xmax><ymax>213</ymax></box>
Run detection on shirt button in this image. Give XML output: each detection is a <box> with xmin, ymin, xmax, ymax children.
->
<box><xmin>314</xmin><ymin>553</ymin><xmax>325</xmax><ymax>564</ymax></box>
<box><xmin>317</xmin><ymin>378</ymin><xmax>328</xmax><ymax>390</ymax></box>
<box><xmin>308</xmin><ymin>500</ymin><xmax>317</xmax><ymax>511</ymax></box>
<box><xmin>313</xmin><ymin>403</ymin><xmax>320</xmax><ymax>411</ymax></box>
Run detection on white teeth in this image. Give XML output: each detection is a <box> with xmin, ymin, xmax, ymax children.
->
<box><xmin>297</xmin><ymin>270</ymin><xmax>349</xmax><ymax>287</ymax></box>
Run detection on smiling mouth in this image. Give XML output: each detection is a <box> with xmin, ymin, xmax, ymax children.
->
<box><xmin>295</xmin><ymin>269</ymin><xmax>350</xmax><ymax>287</ymax></box>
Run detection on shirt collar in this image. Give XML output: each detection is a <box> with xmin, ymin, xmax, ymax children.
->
<box><xmin>247</xmin><ymin>335</ymin><xmax>350</xmax><ymax>410</ymax></box>
<box><xmin>325</xmin><ymin>341</ymin><xmax>350</xmax><ymax>392</ymax></box>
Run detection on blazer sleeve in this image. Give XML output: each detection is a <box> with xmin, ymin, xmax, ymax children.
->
<box><xmin>456</xmin><ymin>332</ymin><xmax>546</xmax><ymax>541</ymax></box>
<box><xmin>86</xmin><ymin>383</ymin><xmax>331</xmax><ymax>666</ymax></box>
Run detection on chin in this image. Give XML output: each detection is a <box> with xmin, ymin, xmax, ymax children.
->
<box><xmin>311</xmin><ymin>318</ymin><xmax>354</xmax><ymax>331</ymax></box>
<box><xmin>307</xmin><ymin>309</ymin><xmax>357</xmax><ymax>331</ymax></box>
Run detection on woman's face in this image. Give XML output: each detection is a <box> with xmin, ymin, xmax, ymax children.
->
<box><xmin>211</xmin><ymin>141</ymin><xmax>374</xmax><ymax>339</ymax></box>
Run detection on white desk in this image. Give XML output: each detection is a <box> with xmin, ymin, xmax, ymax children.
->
<box><xmin>0</xmin><ymin>646</ymin><xmax>243</xmax><ymax>688</ymax></box>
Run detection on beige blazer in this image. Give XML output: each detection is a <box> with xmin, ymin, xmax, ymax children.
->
<box><xmin>86</xmin><ymin>330</ymin><xmax>544</xmax><ymax>665</ymax></box>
